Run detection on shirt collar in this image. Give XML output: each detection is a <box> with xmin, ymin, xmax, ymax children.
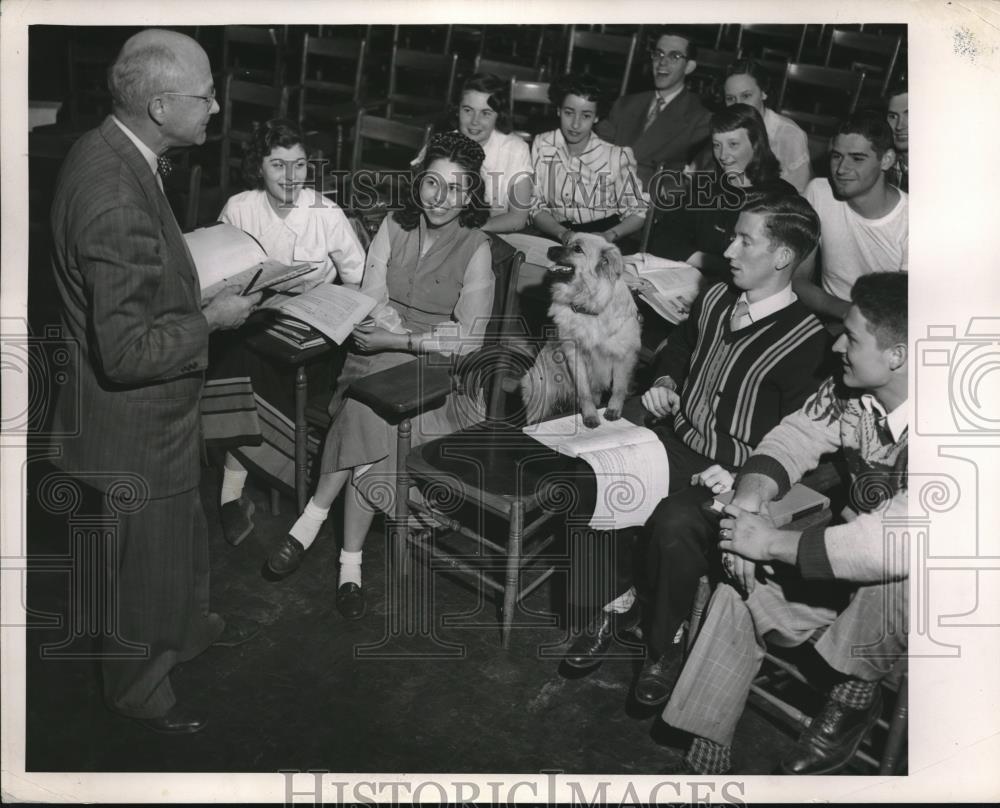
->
<box><xmin>653</xmin><ymin>85</ymin><xmax>684</xmax><ymax>109</ymax></box>
<box><xmin>111</xmin><ymin>115</ymin><xmax>159</xmax><ymax>177</ymax></box>
<box><xmin>735</xmin><ymin>285</ymin><xmax>796</xmax><ymax>323</ymax></box>
<box><xmin>860</xmin><ymin>394</ymin><xmax>908</xmax><ymax>442</ymax></box>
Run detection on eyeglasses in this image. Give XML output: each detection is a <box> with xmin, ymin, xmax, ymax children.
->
<box><xmin>160</xmin><ymin>90</ymin><xmax>216</xmax><ymax>108</ymax></box>
<box><xmin>649</xmin><ymin>50</ymin><xmax>687</xmax><ymax>64</ymax></box>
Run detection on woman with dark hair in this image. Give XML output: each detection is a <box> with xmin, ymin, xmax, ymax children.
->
<box><xmin>208</xmin><ymin>118</ymin><xmax>365</xmax><ymax>546</ymax></box>
<box><xmin>651</xmin><ymin>103</ymin><xmax>796</xmax><ymax>280</ymax></box>
<box><xmin>724</xmin><ymin>59</ymin><xmax>811</xmax><ymax>191</ymax></box>
<box><xmin>264</xmin><ymin>132</ymin><xmax>495</xmax><ymax>618</ymax></box>
<box><xmin>412</xmin><ymin>72</ymin><xmax>532</xmax><ymax>232</ymax></box>
<box><xmin>530</xmin><ymin>72</ymin><xmax>648</xmax><ymax>249</ymax></box>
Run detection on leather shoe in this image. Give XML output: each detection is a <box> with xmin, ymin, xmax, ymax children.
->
<box><xmin>212</xmin><ymin>615</ymin><xmax>261</xmax><ymax>648</ymax></box>
<box><xmin>564</xmin><ymin>602</ymin><xmax>641</xmax><ymax>670</ymax></box>
<box><xmin>779</xmin><ymin>690</ymin><xmax>883</xmax><ymax>775</ymax></box>
<box><xmin>137</xmin><ymin>706</ymin><xmax>207</xmax><ymax>735</ymax></box>
<box><xmin>634</xmin><ymin>647</ymin><xmax>683</xmax><ymax>706</ymax></box>
<box><xmin>266</xmin><ymin>535</ymin><xmax>306</xmax><ymax>579</ymax></box>
<box><xmin>336</xmin><ymin>582</ymin><xmax>366</xmax><ymax>620</ymax></box>
<box><xmin>220</xmin><ymin>496</ymin><xmax>255</xmax><ymax>547</ymax></box>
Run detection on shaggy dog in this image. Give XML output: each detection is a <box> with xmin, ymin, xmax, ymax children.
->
<box><xmin>521</xmin><ymin>232</ymin><xmax>642</xmax><ymax>428</ymax></box>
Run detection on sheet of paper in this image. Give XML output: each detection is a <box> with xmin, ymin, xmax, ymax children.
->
<box><xmin>184</xmin><ymin>222</ymin><xmax>267</xmax><ymax>291</ymax></box>
<box><xmin>268</xmin><ymin>284</ymin><xmax>378</xmax><ymax>344</ymax></box>
<box><xmin>523</xmin><ymin>409</ymin><xmax>660</xmax><ymax>456</ymax></box>
<box><xmin>580</xmin><ymin>439</ymin><xmax>670</xmax><ymax>530</ymax></box>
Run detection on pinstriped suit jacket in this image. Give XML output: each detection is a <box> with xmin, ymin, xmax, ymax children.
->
<box><xmin>50</xmin><ymin>116</ymin><xmax>210</xmax><ymax>497</ymax></box>
<box><xmin>595</xmin><ymin>88</ymin><xmax>712</xmax><ymax>189</ymax></box>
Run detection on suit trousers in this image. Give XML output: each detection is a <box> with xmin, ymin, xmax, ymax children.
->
<box><xmin>90</xmin><ymin>483</ymin><xmax>224</xmax><ymax>718</ymax></box>
<box><xmin>662</xmin><ymin>574</ymin><xmax>908</xmax><ymax>746</ymax></box>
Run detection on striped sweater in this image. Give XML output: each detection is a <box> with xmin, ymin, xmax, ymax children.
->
<box><xmin>656</xmin><ymin>283</ymin><xmax>828</xmax><ymax>467</ymax></box>
<box><xmin>740</xmin><ymin>377</ymin><xmax>909</xmax><ymax>583</ymax></box>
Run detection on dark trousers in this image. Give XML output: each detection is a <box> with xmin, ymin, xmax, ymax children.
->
<box><xmin>76</xmin><ymin>480</ymin><xmax>223</xmax><ymax>718</ymax></box>
<box><xmin>566</xmin><ymin>415</ymin><xmax>722</xmax><ymax>628</ymax></box>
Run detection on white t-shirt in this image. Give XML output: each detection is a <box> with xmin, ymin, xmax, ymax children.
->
<box><xmin>804</xmin><ymin>178</ymin><xmax>908</xmax><ymax>302</ymax></box>
<box><xmin>219</xmin><ymin>188</ymin><xmax>365</xmax><ymax>286</ymax></box>
<box><xmin>763</xmin><ymin>108</ymin><xmax>811</xmax><ymax>192</ymax></box>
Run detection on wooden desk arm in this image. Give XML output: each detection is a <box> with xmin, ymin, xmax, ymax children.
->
<box><xmin>346</xmin><ymin>355</ymin><xmax>454</xmax><ymax>424</ymax></box>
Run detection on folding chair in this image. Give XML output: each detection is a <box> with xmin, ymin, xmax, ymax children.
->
<box><xmin>221</xmin><ymin>25</ymin><xmax>284</xmax><ymax>87</ymax></box>
<box><xmin>735</xmin><ymin>24</ymin><xmax>807</xmax><ymax>63</ymax></box>
<box><xmin>776</xmin><ymin>63</ymin><xmax>867</xmax><ymax>136</ymax></box>
<box><xmin>564</xmin><ymin>25</ymin><xmax>639</xmax><ymax>99</ymax></box>
<box><xmin>473</xmin><ymin>55</ymin><xmax>547</xmax><ymax>83</ymax></box>
<box><xmin>508</xmin><ymin>78</ymin><xmax>552</xmax><ymax>143</ymax></box>
<box><xmin>824</xmin><ymin>29</ymin><xmax>903</xmax><ymax>96</ymax></box>
<box><xmin>379</xmin><ymin>41</ymin><xmax>459</xmax><ymax>122</ymax></box>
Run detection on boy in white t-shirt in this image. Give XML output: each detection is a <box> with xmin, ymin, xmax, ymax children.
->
<box><xmin>795</xmin><ymin>113</ymin><xmax>907</xmax><ymax>321</ymax></box>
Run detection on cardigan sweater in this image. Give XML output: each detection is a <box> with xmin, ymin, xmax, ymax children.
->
<box><xmin>655</xmin><ymin>282</ymin><xmax>828</xmax><ymax>468</ymax></box>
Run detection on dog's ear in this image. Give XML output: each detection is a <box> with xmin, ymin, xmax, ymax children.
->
<box><xmin>599</xmin><ymin>244</ymin><xmax>625</xmax><ymax>278</ymax></box>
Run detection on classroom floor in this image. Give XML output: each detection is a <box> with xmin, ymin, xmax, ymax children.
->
<box><xmin>22</xmin><ymin>461</ymin><xmax>882</xmax><ymax>776</ymax></box>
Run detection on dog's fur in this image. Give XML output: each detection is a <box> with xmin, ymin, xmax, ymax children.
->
<box><xmin>521</xmin><ymin>232</ymin><xmax>642</xmax><ymax>428</ymax></box>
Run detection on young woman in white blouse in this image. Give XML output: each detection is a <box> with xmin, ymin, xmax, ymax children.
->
<box><xmin>209</xmin><ymin>119</ymin><xmax>366</xmax><ymax>547</ymax></box>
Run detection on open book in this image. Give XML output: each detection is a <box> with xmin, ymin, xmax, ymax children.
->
<box><xmin>623</xmin><ymin>254</ymin><xmax>704</xmax><ymax>324</ymax></box>
<box><xmin>184</xmin><ymin>222</ymin><xmax>313</xmax><ymax>301</ymax></box>
<box><xmin>258</xmin><ymin>284</ymin><xmax>378</xmax><ymax>346</ymax></box>
<box><xmin>524</xmin><ymin>410</ymin><xmax>669</xmax><ymax>530</ymax></box>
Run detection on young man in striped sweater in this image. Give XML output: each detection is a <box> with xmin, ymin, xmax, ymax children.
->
<box><xmin>663</xmin><ymin>272</ymin><xmax>908</xmax><ymax>774</ymax></box>
<box><xmin>565</xmin><ymin>193</ymin><xmax>829</xmax><ymax>696</ymax></box>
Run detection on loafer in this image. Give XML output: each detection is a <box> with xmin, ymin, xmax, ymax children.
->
<box><xmin>266</xmin><ymin>535</ymin><xmax>306</xmax><ymax>579</ymax></box>
<box><xmin>779</xmin><ymin>689</ymin><xmax>883</xmax><ymax>775</ymax></box>
<box><xmin>564</xmin><ymin>602</ymin><xmax>641</xmax><ymax>670</ymax></box>
<box><xmin>212</xmin><ymin>615</ymin><xmax>261</xmax><ymax>648</ymax></box>
<box><xmin>220</xmin><ymin>496</ymin><xmax>255</xmax><ymax>547</ymax></box>
<box><xmin>137</xmin><ymin>706</ymin><xmax>207</xmax><ymax>735</ymax></box>
<box><xmin>634</xmin><ymin>647</ymin><xmax>683</xmax><ymax>706</ymax></box>
<box><xmin>335</xmin><ymin>582</ymin><xmax>366</xmax><ymax>620</ymax></box>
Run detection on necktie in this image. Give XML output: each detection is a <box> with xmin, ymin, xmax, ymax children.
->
<box><xmin>157</xmin><ymin>155</ymin><xmax>173</xmax><ymax>179</ymax></box>
<box><xmin>730</xmin><ymin>299</ymin><xmax>751</xmax><ymax>330</ymax></box>
<box><xmin>874</xmin><ymin>414</ymin><xmax>894</xmax><ymax>447</ymax></box>
<box><xmin>644</xmin><ymin>94</ymin><xmax>666</xmax><ymax>131</ymax></box>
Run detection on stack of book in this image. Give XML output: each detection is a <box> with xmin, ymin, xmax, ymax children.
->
<box><xmin>266</xmin><ymin>316</ymin><xmax>328</xmax><ymax>350</ymax></box>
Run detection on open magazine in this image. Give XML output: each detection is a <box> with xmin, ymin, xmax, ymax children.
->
<box><xmin>524</xmin><ymin>410</ymin><xmax>669</xmax><ymax>530</ymax></box>
<box><xmin>622</xmin><ymin>254</ymin><xmax>705</xmax><ymax>325</ymax></box>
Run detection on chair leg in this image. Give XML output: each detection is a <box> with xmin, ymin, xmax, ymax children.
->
<box><xmin>269</xmin><ymin>487</ymin><xmax>281</xmax><ymax>516</ymax></box>
<box><xmin>880</xmin><ymin>670</ymin><xmax>908</xmax><ymax>774</ymax></box>
<box><xmin>393</xmin><ymin>417</ymin><xmax>412</xmax><ymax>578</ymax></box>
<box><xmin>294</xmin><ymin>366</ymin><xmax>308</xmax><ymax>513</ymax></box>
<box><xmin>500</xmin><ymin>500</ymin><xmax>524</xmax><ymax>650</ymax></box>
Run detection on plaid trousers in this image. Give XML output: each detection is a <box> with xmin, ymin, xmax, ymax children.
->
<box><xmin>662</xmin><ymin>572</ymin><xmax>908</xmax><ymax>746</ymax></box>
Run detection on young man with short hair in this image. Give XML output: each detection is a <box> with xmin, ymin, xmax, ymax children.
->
<box><xmin>661</xmin><ymin>272</ymin><xmax>908</xmax><ymax>775</ymax></box>
<box><xmin>795</xmin><ymin>113</ymin><xmax>908</xmax><ymax>321</ymax></box>
<box><xmin>885</xmin><ymin>79</ymin><xmax>908</xmax><ymax>191</ymax></box>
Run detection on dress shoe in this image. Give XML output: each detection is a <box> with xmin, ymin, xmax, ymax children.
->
<box><xmin>564</xmin><ymin>602</ymin><xmax>641</xmax><ymax>670</ymax></box>
<box><xmin>220</xmin><ymin>496</ymin><xmax>255</xmax><ymax>547</ymax></box>
<box><xmin>779</xmin><ymin>690</ymin><xmax>883</xmax><ymax>775</ymax></box>
<box><xmin>266</xmin><ymin>535</ymin><xmax>306</xmax><ymax>579</ymax></box>
<box><xmin>212</xmin><ymin>615</ymin><xmax>261</xmax><ymax>648</ymax></box>
<box><xmin>336</xmin><ymin>582</ymin><xmax>366</xmax><ymax>620</ymax></box>
<box><xmin>137</xmin><ymin>706</ymin><xmax>207</xmax><ymax>735</ymax></box>
<box><xmin>633</xmin><ymin>647</ymin><xmax>683</xmax><ymax>706</ymax></box>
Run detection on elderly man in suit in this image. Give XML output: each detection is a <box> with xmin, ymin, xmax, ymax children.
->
<box><xmin>49</xmin><ymin>29</ymin><xmax>261</xmax><ymax>734</ymax></box>
<box><xmin>595</xmin><ymin>28</ymin><xmax>712</xmax><ymax>191</ymax></box>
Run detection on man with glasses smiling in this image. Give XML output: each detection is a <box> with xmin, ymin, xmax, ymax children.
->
<box><xmin>49</xmin><ymin>29</ymin><xmax>261</xmax><ymax>735</ymax></box>
<box><xmin>596</xmin><ymin>28</ymin><xmax>712</xmax><ymax>191</ymax></box>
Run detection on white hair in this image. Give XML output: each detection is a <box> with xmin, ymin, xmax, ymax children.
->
<box><xmin>107</xmin><ymin>36</ymin><xmax>187</xmax><ymax>118</ymax></box>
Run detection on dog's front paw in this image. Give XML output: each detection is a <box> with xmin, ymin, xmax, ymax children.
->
<box><xmin>583</xmin><ymin>413</ymin><xmax>601</xmax><ymax>429</ymax></box>
<box><xmin>604</xmin><ymin>407</ymin><xmax>622</xmax><ymax>421</ymax></box>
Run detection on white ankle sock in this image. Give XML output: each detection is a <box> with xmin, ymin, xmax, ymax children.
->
<box><xmin>288</xmin><ymin>498</ymin><xmax>330</xmax><ymax>550</ymax></box>
<box><xmin>220</xmin><ymin>466</ymin><xmax>248</xmax><ymax>506</ymax></box>
<box><xmin>339</xmin><ymin>549</ymin><xmax>363</xmax><ymax>587</ymax></box>
<box><xmin>602</xmin><ymin>586</ymin><xmax>636</xmax><ymax>614</ymax></box>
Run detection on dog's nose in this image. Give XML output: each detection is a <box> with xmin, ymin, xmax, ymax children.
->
<box><xmin>546</xmin><ymin>245</ymin><xmax>564</xmax><ymax>261</ymax></box>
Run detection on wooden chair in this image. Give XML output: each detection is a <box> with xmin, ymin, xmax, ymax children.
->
<box><xmin>221</xmin><ymin>25</ymin><xmax>284</xmax><ymax>86</ymax></box>
<box><xmin>379</xmin><ymin>43</ymin><xmax>459</xmax><ymax>122</ymax></box>
<box><xmin>735</xmin><ymin>24</ymin><xmax>807</xmax><ymax>63</ymax></box>
<box><xmin>340</xmin><ymin>110</ymin><xmax>432</xmax><ymax>231</ymax></box>
<box><xmin>688</xmin><ymin>47</ymin><xmax>740</xmax><ymax>104</ymax></box>
<box><xmin>295</xmin><ymin>32</ymin><xmax>383</xmax><ymax>171</ymax></box>
<box><xmin>444</xmin><ymin>25</ymin><xmax>487</xmax><ymax>59</ymax></box>
<box><xmin>563</xmin><ymin>25</ymin><xmax>639</xmax><ymax>99</ymax></box>
<box><xmin>216</xmin><ymin>74</ymin><xmax>290</xmax><ymax>200</ymax></box>
<box><xmin>508</xmin><ymin>78</ymin><xmax>552</xmax><ymax>143</ymax></box>
<box><xmin>824</xmin><ymin>29</ymin><xmax>903</xmax><ymax>96</ymax></box>
<box><xmin>473</xmin><ymin>55</ymin><xmax>546</xmax><ymax>83</ymax></box>
<box><xmin>344</xmin><ymin>247</ymin><xmax>571</xmax><ymax>649</ymax></box>
<box><xmin>776</xmin><ymin>63</ymin><xmax>867</xmax><ymax>136</ymax></box>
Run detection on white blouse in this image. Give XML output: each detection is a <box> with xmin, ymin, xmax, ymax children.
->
<box><xmin>219</xmin><ymin>188</ymin><xmax>365</xmax><ymax>286</ymax></box>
